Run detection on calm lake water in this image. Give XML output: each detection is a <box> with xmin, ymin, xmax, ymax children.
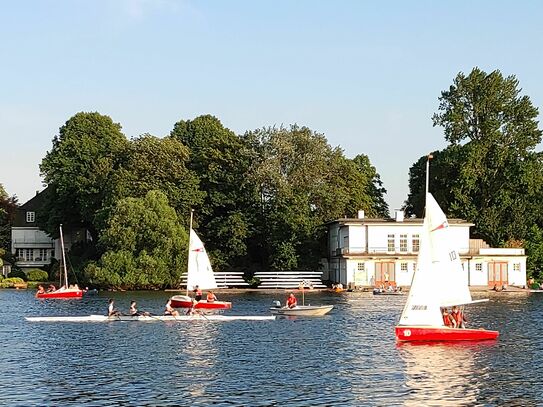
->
<box><xmin>0</xmin><ymin>289</ymin><xmax>542</xmax><ymax>406</ymax></box>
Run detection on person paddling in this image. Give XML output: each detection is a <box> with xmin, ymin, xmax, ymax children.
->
<box><xmin>164</xmin><ymin>299</ymin><xmax>180</xmax><ymax>316</ymax></box>
<box><xmin>108</xmin><ymin>299</ymin><xmax>120</xmax><ymax>317</ymax></box>
<box><xmin>286</xmin><ymin>293</ymin><xmax>298</xmax><ymax>309</ymax></box>
<box><xmin>129</xmin><ymin>300</ymin><xmax>150</xmax><ymax>317</ymax></box>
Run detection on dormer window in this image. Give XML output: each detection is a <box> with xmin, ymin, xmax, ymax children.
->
<box><xmin>26</xmin><ymin>211</ymin><xmax>35</xmax><ymax>223</ymax></box>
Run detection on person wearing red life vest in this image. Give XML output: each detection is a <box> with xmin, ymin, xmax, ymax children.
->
<box><xmin>442</xmin><ymin>308</ymin><xmax>457</xmax><ymax>328</ymax></box>
<box><xmin>451</xmin><ymin>305</ymin><xmax>467</xmax><ymax>328</ymax></box>
<box><xmin>207</xmin><ymin>291</ymin><xmax>217</xmax><ymax>302</ymax></box>
<box><xmin>286</xmin><ymin>293</ymin><xmax>298</xmax><ymax>309</ymax></box>
<box><xmin>193</xmin><ymin>285</ymin><xmax>203</xmax><ymax>302</ymax></box>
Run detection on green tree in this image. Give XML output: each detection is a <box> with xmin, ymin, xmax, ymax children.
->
<box><xmin>243</xmin><ymin>125</ymin><xmax>388</xmax><ymax>270</ymax></box>
<box><xmin>85</xmin><ymin>190</ymin><xmax>187</xmax><ymax>289</ymax></box>
<box><xmin>105</xmin><ymin>134</ymin><xmax>203</xmax><ymax>223</ymax></box>
<box><xmin>170</xmin><ymin>115</ymin><xmax>254</xmax><ymax>270</ymax></box>
<box><xmin>40</xmin><ymin>112</ymin><xmax>129</xmax><ymax>241</ymax></box>
<box><xmin>406</xmin><ymin>68</ymin><xmax>543</xmax><ymax>253</ymax></box>
<box><xmin>0</xmin><ymin>184</ymin><xmax>18</xmax><ymax>254</ymax></box>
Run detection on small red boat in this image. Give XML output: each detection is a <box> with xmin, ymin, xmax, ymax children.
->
<box><xmin>395</xmin><ymin>161</ymin><xmax>499</xmax><ymax>343</ymax></box>
<box><xmin>36</xmin><ymin>288</ymin><xmax>84</xmax><ymax>299</ymax></box>
<box><xmin>36</xmin><ymin>224</ymin><xmax>84</xmax><ymax>300</ymax></box>
<box><xmin>395</xmin><ymin>326</ymin><xmax>499</xmax><ymax>342</ymax></box>
<box><xmin>170</xmin><ymin>295</ymin><xmax>232</xmax><ymax>310</ymax></box>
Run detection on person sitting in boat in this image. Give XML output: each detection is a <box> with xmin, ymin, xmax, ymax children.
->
<box><xmin>286</xmin><ymin>293</ymin><xmax>298</xmax><ymax>309</ymax></box>
<box><xmin>47</xmin><ymin>284</ymin><xmax>56</xmax><ymax>292</ymax></box>
<box><xmin>193</xmin><ymin>285</ymin><xmax>203</xmax><ymax>302</ymax></box>
<box><xmin>164</xmin><ymin>299</ymin><xmax>180</xmax><ymax>316</ymax></box>
<box><xmin>206</xmin><ymin>291</ymin><xmax>217</xmax><ymax>303</ymax></box>
<box><xmin>451</xmin><ymin>306</ymin><xmax>467</xmax><ymax>328</ymax></box>
<box><xmin>108</xmin><ymin>299</ymin><xmax>121</xmax><ymax>316</ymax></box>
<box><xmin>442</xmin><ymin>308</ymin><xmax>457</xmax><ymax>328</ymax></box>
<box><xmin>35</xmin><ymin>285</ymin><xmax>45</xmax><ymax>297</ymax></box>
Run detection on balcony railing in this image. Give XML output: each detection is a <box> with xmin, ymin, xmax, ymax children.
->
<box><xmin>333</xmin><ymin>246</ymin><xmax>473</xmax><ymax>256</ymax></box>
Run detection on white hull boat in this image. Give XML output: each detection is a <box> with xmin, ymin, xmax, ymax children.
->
<box><xmin>26</xmin><ymin>314</ymin><xmax>275</xmax><ymax>323</ymax></box>
<box><xmin>269</xmin><ymin>305</ymin><xmax>334</xmax><ymax>316</ymax></box>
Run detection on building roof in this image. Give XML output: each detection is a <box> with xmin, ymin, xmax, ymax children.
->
<box><xmin>326</xmin><ymin>217</ymin><xmax>474</xmax><ymax>227</ymax></box>
<box><xmin>12</xmin><ymin>187</ymin><xmax>50</xmax><ymax>227</ymax></box>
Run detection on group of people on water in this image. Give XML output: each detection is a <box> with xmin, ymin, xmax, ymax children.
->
<box><xmin>442</xmin><ymin>306</ymin><xmax>467</xmax><ymax>328</ymax></box>
<box><xmin>35</xmin><ymin>283</ymin><xmax>82</xmax><ymax>297</ymax></box>
<box><xmin>106</xmin><ymin>285</ymin><xmax>220</xmax><ymax>317</ymax></box>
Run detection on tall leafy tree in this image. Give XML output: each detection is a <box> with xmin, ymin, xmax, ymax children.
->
<box><xmin>85</xmin><ymin>190</ymin><xmax>187</xmax><ymax>289</ymax></box>
<box><xmin>105</xmin><ymin>134</ymin><xmax>203</xmax><ymax>224</ymax></box>
<box><xmin>40</xmin><ymin>112</ymin><xmax>129</xmax><ymax>240</ymax></box>
<box><xmin>170</xmin><ymin>115</ymin><xmax>254</xmax><ymax>270</ymax></box>
<box><xmin>406</xmin><ymin>68</ymin><xmax>543</xmax><ymax>253</ymax></box>
<box><xmin>243</xmin><ymin>125</ymin><xmax>388</xmax><ymax>270</ymax></box>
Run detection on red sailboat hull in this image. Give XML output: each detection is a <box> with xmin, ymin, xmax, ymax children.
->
<box><xmin>395</xmin><ymin>326</ymin><xmax>499</xmax><ymax>342</ymax></box>
<box><xmin>36</xmin><ymin>289</ymin><xmax>84</xmax><ymax>299</ymax></box>
<box><xmin>170</xmin><ymin>295</ymin><xmax>232</xmax><ymax>310</ymax></box>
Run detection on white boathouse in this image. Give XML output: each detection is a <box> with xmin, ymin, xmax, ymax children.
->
<box><xmin>325</xmin><ymin>210</ymin><xmax>527</xmax><ymax>289</ymax></box>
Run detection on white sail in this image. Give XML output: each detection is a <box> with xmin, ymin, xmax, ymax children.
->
<box><xmin>186</xmin><ymin>229</ymin><xmax>218</xmax><ymax>291</ymax></box>
<box><xmin>398</xmin><ymin>193</ymin><xmax>473</xmax><ymax>327</ymax></box>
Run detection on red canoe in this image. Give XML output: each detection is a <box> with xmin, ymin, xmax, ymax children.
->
<box><xmin>395</xmin><ymin>326</ymin><xmax>499</xmax><ymax>342</ymax></box>
<box><xmin>170</xmin><ymin>295</ymin><xmax>232</xmax><ymax>310</ymax></box>
<box><xmin>36</xmin><ymin>288</ymin><xmax>84</xmax><ymax>299</ymax></box>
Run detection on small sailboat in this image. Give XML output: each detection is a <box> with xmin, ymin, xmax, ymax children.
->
<box><xmin>270</xmin><ymin>280</ymin><xmax>333</xmax><ymax>316</ymax></box>
<box><xmin>395</xmin><ymin>156</ymin><xmax>498</xmax><ymax>342</ymax></box>
<box><xmin>36</xmin><ymin>224</ymin><xmax>83</xmax><ymax>299</ymax></box>
<box><xmin>170</xmin><ymin>211</ymin><xmax>232</xmax><ymax>310</ymax></box>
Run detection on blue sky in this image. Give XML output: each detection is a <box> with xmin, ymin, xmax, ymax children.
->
<box><xmin>1</xmin><ymin>0</ymin><xmax>542</xmax><ymax>213</ymax></box>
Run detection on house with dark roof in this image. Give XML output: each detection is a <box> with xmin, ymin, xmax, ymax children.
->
<box><xmin>11</xmin><ymin>190</ymin><xmax>55</xmax><ymax>269</ymax></box>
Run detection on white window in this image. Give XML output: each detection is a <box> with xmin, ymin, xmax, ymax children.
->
<box><xmin>387</xmin><ymin>234</ymin><xmax>395</xmax><ymax>252</ymax></box>
<box><xmin>400</xmin><ymin>262</ymin><xmax>408</xmax><ymax>272</ymax></box>
<box><xmin>513</xmin><ymin>263</ymin><xmax>520</xmax><ymax>271</ymax></box>
<box><xmin>475</xmin><ymin>263</ymin><xmax>482</xmax><ymax>271</ymax></box>
<box><xmin>400</xmin><ymin>234</ymin><xmax>408</xmax><ymax>252</ymax></box>
<box><xmin>26</xmin><ymin>211</ymin><xmax>35</xmax><ymax>223</ymax></box>
<box><xmin>357</xmin><ymin>262</ymin><xmax>365</xmax><ymax>271</ymax></box>
<box><xmin>412</xmin><ymin>234</ymin><xmax>420</xmax><ymax>252</ymax></box>
<box><xmin>17</xmin><ymin>248</ymin><xmax>33</xmax><ymax>261</ymax></box>
<box><xmin>37</xmin><ymin>249</ymin><xmax>48</xmax><ymax>262</ymax></box>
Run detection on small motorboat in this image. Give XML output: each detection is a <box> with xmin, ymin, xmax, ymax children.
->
<box><xmin>269</xmin><ymin>304</ymin><xmax>334</xmax><ymax>316</ymax></box>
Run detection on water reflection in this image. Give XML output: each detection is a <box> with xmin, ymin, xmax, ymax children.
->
<box><xmin>398</xmin><ymin>341</ymin><xmax>495</xmax><ymax>406</ymax></box>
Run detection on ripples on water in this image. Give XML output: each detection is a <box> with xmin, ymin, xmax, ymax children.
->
<box><xmin>1</xmin><ymin>289</ymin><xmax>542</xmax><ymax>406</ymax></box>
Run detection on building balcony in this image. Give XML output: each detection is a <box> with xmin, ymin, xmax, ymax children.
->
<box><xmin>332</xmin><ymin>246</ymin><xmax>473</xmax><ymax>257</ymax></box>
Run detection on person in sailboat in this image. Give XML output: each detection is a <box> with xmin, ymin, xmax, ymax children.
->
<box><xmin>286</xmin><ymin>293</ymin><xmax>298</xmax><ymax>309</ymax></box>
<box><xmin>193</xmin><ymin>285</ymin><xmax>203</xmax><ymax>302</ymax></box>
<box><xmin>441</xmin><ymin>308</ymin><xmax>457</xmax><ymax>328</ymax></box>
<box><xmin>108</xmin><ymin>299</ymin><xmax>121</xmax><ymax>316</ymax></box>
<box><xmin>206</xmin><ymin>291</ymin><xmax>217</xmax><ymax>303</ymax></box>
<box><xmin>47</xmin><ymin>284</ymin><xmax>56</xmax><ymax>292</ymax></box>
<box><xmin>164</xmin><ymin>299</ymin><xmax>180</xmax><ymax>316</ymax></box>
<box><xmin>36</xmin><ymin>285</ymin><xmax>45</xmax><ymax>297</ymax></box>
<box><xmin>451</xmin><ymin>306</ymin><xmax>467</xmax><ymax>328</ymax></box>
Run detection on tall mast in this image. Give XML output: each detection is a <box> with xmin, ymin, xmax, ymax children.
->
<box><xmin>425</xmin><ymin>153</ymin><xmax>433</xmax><ymax>197</ymax></box>
<box><xmin>186</xmin><ymin>209</ymin><xmax>194</xmax><ymax>296</ymax></box>
<box><xmin>59</xmin><ymin>224</ymin><xmax>68</xmax><ymax>288</ymax></box>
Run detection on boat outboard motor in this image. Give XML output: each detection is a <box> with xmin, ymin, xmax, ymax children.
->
<box><xmin>272</xmin><ymin>300</ymin><xmax>281</xmax><ymax>308</ymax></box>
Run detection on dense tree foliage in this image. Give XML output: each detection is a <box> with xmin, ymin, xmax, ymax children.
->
<box><xmin>39</xmin><ymin>112</ymin><xmax>129</xmax><ymax>240</ymax></box>
<box><xmin>170</xmin><ymin>115</ymin><xmax>254</xmax><ymax>270</ymax></box>
<box><xmin>0</xmin><ymin>184</ymin><xmax>17</xmax><ymax>258</ymax></box>
<box><xmin>243</xmin><ymin>125</ymin><xmax>388</xmax><ymax>270</ymax></box>
<box><xmin>34</xmin><ymin>111</ymin><xmax>389</xmax><ymax>287</ymax></box>
<box><xmin>405</xmin><ymin>68</ymin><xmax>543</xmax><ymax>276</ymax></box>
<box><xmin>84</xmin><ymin>191</ymin><xmax>187</xmax><ymax>289</ymax></box>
